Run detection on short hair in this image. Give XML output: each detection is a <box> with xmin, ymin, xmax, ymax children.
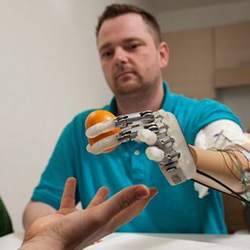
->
<box><xmin>96</xmin><ymin>4</ymin><xmax>162</xmax><ymax>43</ymax></box>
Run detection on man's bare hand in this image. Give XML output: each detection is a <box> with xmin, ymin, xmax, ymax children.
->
<box><xmin>21</xmin><ymin>177</ymin><xmax>157</xmax><ymax>250</ymax></box>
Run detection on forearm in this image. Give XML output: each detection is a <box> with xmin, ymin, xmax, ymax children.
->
<box><xmin>23</xmin><ymin>201</ymin><xmax>56</xmax><ymax>230</ymax></box>
<box><xmin>190</xmin><ymin>144</ymin><xmax>250</xmax><ymax>193</ymax></box>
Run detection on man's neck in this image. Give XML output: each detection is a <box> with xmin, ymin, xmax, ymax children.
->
<box><xmin>116</xmin><ymin>83</ymin><xmax>164</xmax><ymax>115</ymax></box>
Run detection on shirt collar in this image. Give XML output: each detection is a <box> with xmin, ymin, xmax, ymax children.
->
<box><xmin>108</xmin><ymin>81</ymin><xmax>172</xmax><ymax>115</ymax></box>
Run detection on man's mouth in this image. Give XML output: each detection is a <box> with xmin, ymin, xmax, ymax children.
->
<box><xmin>115</xmin><ymin>71</ymin><xmax>135</xmax><ymax>80</ymax></box>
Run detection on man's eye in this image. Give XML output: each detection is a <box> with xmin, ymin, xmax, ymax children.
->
<box><xmin>126</xmin><ymin>44</ymin><xmax>140</xmax><ymax>50</ymax></box>
<box><xmin>101</xmin><ymin>50</ymin><xmax>113</xmax><ymax>59</ymax></box>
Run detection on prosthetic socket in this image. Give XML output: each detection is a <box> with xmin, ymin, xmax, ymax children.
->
<box><xmin>86</xmin><ymin>109</ymin><xmax>196</xmax><ymax>185</ymax></box>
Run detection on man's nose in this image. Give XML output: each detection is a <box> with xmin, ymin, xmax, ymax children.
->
<box><xmin>114</xmin><ymin>47</ymin><xmax>128</xmax><ymax>65</ymax></box>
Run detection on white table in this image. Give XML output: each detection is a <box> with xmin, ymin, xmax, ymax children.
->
<box><xmin>1</xmin><ymin>232</ymin><xmax>250</xmax><ymax>250</ymax></box>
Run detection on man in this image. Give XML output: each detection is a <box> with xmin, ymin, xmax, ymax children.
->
<box><xmin>23</xmin><ymin>4</ymin><xmax>247</xmax><ymax>234</ymax></box>
<box><xmin>20</xmin><ymin>178</ymin><xmax>155</xmax><ymax>250</ymax></box>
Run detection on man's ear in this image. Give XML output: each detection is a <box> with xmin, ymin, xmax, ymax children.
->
<box><xmin>159</xmin><ymin>42</ymin><xmax>169</xmax><ymax>69</ymax></box>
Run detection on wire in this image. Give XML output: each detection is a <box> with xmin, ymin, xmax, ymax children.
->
<box><xmin>193</xmin><ymin>179</ymin><xmax>246</xmax><ymax>203</ymax></box>
<box><xmin>197</xmin><ymin>140</ymin><xmax>250</xmax><ymax>204</ymax></box>
<box><xmin>218</xmin><ymin>150</ymin><xmax>241</xmax><ymax>181</ymax></box>
<box><xmin>217</xmin><ymin>147</ymin><xmax>250</xmax><ymax>200</ymax></box>
<box><xmin>193</xmin><ymin>169</ymin><xmax>250</xmax><ymax>204</ymax></box>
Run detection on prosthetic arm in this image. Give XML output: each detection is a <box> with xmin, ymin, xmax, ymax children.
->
<box><xmin>85</xmin><ymin>109</ymin><xmax>250</xmax><ymax>202</ymax></box>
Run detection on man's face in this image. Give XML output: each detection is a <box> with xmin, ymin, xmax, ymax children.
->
<box><xmin>97</xmin><ymin>13</ymin><xmax>169</xmax><ymax>97</ymax></box>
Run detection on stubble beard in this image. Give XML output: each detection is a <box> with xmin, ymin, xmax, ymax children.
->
<box><xmin>110</xmin><ymin>72</ymin><xmax>145</xmax><ymax>96</ymax></box>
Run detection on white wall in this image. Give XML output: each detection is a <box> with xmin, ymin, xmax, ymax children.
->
<box><xmin>156</xmin><ymin>1</ymin><xmax>250</xmax><ymax>32</ymax></box>
<box><xmin>0</xmin><ymin>0</ymin><xmax>148</xmax><ymax>233</ymax></box>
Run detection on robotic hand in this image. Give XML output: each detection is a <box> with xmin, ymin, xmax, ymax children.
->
<box><xmin>85</xmin><ymin>109</ymin><xmax>196</xmax><ymax>185</ymax></box>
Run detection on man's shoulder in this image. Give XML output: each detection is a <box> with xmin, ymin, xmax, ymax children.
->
<box><xmin>176</xmin><ymin>95</ymin><xmax>238</xmax><ymax>121</ymax></box>
<box><xmin>163</xmin><ymin>82</ymin><xmax>226</xmax><ymax>112</ymax></box>
<box><xmin>194</xmin><ymin>98</ymin><xmax>234</xmax><ymax>113</ymax></box>
<box><xmin>171</xmin><ymin>93</ymin><xmax>221</xmax><ymax>107</ymax></box>
<box><xmin>167</xmin><ymin>92</ymin><xmax>226</xmax><ymax>114</ymax></box>
<box><xmin>165</xmin><ymin>93</ymin><xmax>241</xmax><ymax>143</ymax></box>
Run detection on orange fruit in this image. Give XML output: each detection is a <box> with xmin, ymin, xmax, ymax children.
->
<box><xmin>85</xmin><ymin>110</ymin><xmax>120</xmax><ymax>151</ymax></box>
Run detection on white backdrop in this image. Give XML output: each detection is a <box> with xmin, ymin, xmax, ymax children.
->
<box><xmin>0</xmin><ymin>0</ymin><xmax>147</xmax><ymax>232</ymax></box>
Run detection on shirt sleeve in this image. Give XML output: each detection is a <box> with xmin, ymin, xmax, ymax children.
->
<box><xmin>194</xmin><ymin>119</ymin><xmax>248</xmax><ymax>149</ymax></box>
<box><xmin>31</xmin><ymin>120</ymin><xmax>80</xmax><ymax>209</ymax></box>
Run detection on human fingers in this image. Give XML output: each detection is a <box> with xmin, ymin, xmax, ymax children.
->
<box><xmin>58</xmin><ymin>186</ymin><xmax>155</xmax><ymax>250</ymax></box>
<box><xmin>87</xmin><ymin>187</ymin><xmax>109</xmax><ymax>208</ymax></box>
<box><xmin>59</xmin><ymin>177</ymin><xmax>77</xmax><ymax>212</ymax></box>
<box><xmin>53</xmin><ymin>186</ymin><xmax>141</xmax><ymax>250</ymax></box>
<box><xmin>96</xmin><ymin>185</ymin><xmax>152</xmax><ymax>222</ymax></box>
<box><xmin>105</xmin><ymin>188</ymin><xmax>158</xmax><ymax>231</ymax></box>
<box><xmin>74</xmin><ymin>187</ymin><xmax>157</xmax><ymax>249</ymax></box>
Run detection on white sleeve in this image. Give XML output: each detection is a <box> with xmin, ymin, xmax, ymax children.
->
<box><xmin>193</xmin><ymin>119</ymin><xmax>248</xmax><ymax>198</ymax></box>
<box><xmin>194</xmin><ymin>119</ymin><xmax>248</xmax><ymax>149</ymax></box>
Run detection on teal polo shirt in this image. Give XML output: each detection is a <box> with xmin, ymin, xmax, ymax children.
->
<box><xmin>32</xmin><ymin>82</ymin><xmax>241</xmax><ymax>233</ymax></box>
